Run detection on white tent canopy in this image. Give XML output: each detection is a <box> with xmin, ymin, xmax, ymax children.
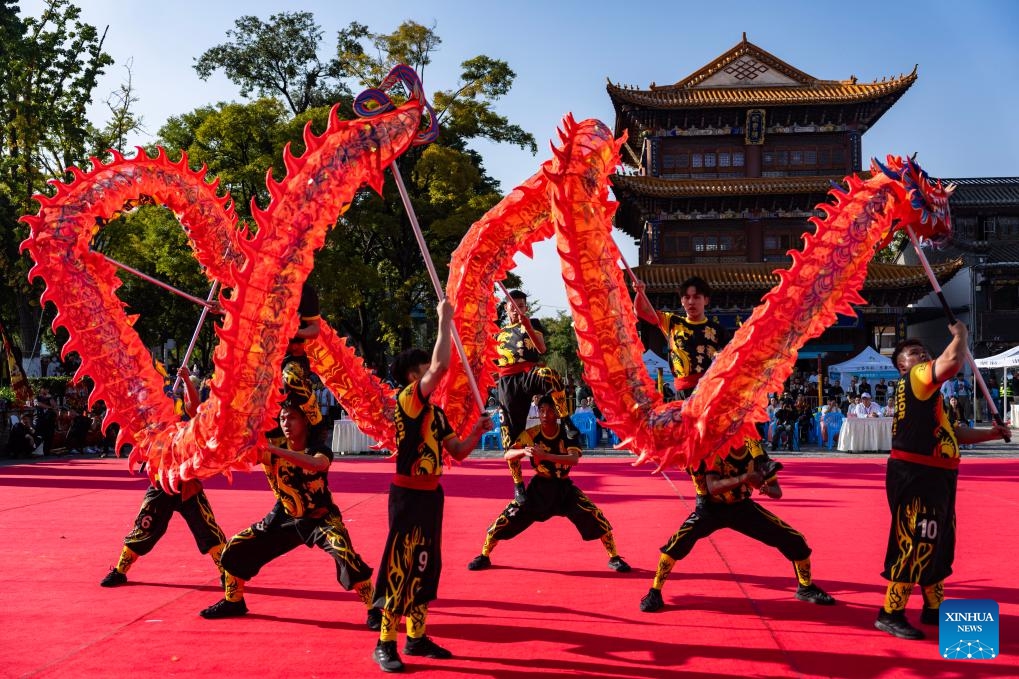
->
<box><xmin>974</xmin><ymin>345</ymin><xmax>1019</xmax><ymax>369</ymax></box>
<box><xmin>827</xmin><ymin>346</ymin><xmax>898</xmax><ymax>391</ymax></box>
<box><xmin>643</xmin><ymin>349</ymin><xmax>674</xmax><ymax>384</ymax></box>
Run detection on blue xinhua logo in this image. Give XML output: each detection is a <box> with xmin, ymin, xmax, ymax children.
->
<box><xmin>939</xmin><ymin>599</ymin><xmax>999</xmax><ymax>660</ymax></box>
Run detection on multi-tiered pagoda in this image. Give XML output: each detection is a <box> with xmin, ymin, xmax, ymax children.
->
<box><xmin>609</xmin><ymin>35</ymin><xmax>961</xmax><ymax>362</ymax></box>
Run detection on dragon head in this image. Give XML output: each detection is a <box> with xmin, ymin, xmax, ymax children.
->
<box><xmin>873</xmin><ymin>154</ymin><xmax>955</xmax><ymax>246</ymax></box>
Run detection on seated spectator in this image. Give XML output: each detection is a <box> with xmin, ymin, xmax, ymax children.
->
<box><xmin>794</xmin><ymin>396</ymin><xmax>813</xmax><ymax>444</ymax></box>
<box><xmin>574</xmin><ymin>397</ymin><xmax>593</xmax><ymax>414</ymax></box>
<box><xmin>819</xmin><ymin>398</ymin><xmax>839</xmax><ymax>442</ymax></box>
<box><xmin>771</xmin><ymin>399</ymin><xmax>797</xmax><ymax>451</ymax></box>
<box><xmin>65</xmin><ymin>408</ymin><xmax>94</xmax><ymax>454</ymax></box>
<box><xmin>6</xmin><ymin>413</ymin><xmax>39</xmax><ymax>458</ymax></box>
<box><xmin>852</xmin><ymin>392</ymin><xmax>882</xmax><ymax>418</ymax></box>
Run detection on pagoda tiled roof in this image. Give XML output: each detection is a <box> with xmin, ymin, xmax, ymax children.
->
<box><xmin>611</xmin><ymin>174</ymin><xmax>857</xmax><ymax>198</ymax></box>
<box><xmin>607</xmin><ymin>35</ymin><xmax>916</xmax><ymax>110</ymax></box>
<box><xmin>635</xmin><ymin>259</ymin><xmax>964</xmax><ymax>293</ymax></box>
<box><xmin>607</xmin><ymin>75</ymin><xmax>916</xmax><ymax>109</ymax></box>
<box><xmin>941</xmin><ymin>177</ymin><xmax>1019</xmax><ymax>207</ymax></box>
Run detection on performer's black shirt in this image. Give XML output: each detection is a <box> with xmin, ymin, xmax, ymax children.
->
<box><xmin>263</xmin><ymin>441</ymin><xmax>334</xmax><ymax>518</ymax></box>
<box><xmin>394</xmin><ymin>381</ymin><xmax>454</xmax><ymax>477</ymax></box>
<box><xmin>495</xmin><ymin>318</ymin><xmax>547</xmax><ymax>367</ymax></box>
<box><xmin>891</xmin><ymin>361</ymin><xmax>959</xmax><ymax>460</ymax></box>
<box><xmin>655</xmin><ymin>311</ymin><xmax>728</xmax><ymax>383</ymax></box>
<box><xmin>515</xmin><ymin>424</ymin><xmax>581</xmax><ymax>479</ymax></box>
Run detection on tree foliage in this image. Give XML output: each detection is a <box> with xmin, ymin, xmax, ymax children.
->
<box><xmin>194</xmin><ymin>12</ymin><xmax>349</xmax><ymax>116</ymax></box>
<box><xmin>539</xmin><ymin>311</ymin><xmax>582</xmax><ymax>382</ymax></box>
<box><xmin>189</xmin><ymin>14</ymin><xmax>537</xmax><ymax>371</ymax></box>
<box><xmin>0</xmin><ymin>0</ymin><xmax>130</xmax><ymax>356</ymax></box>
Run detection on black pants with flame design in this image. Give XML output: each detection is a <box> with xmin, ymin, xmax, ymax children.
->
<box><xmin>486</xmin><ymin>475</ymin><xmax>612</xmax><ymax>542</ymax></box>
<box><xmin>661</xmin><ymin>498</ymin><xmax>810</xmax><ymax>562</ymax></box>
<box><xmin>373</xmin><ymin>485</ymin><xmax>444</xmax><ymax>615</ymax></box>
<box><xmin>882</xmin><ymin>459</ymin><xmax>957</xmax><ymax>585</ymax></box>
<box><xmin>123</xmin><ymin>483</ymin><xmax>225</xmax><ymax>556</ymax></box>
<box><xmin>221</xmin><ymin>501</ymin><xmax>372</xmax><ymax>589</ymax></box>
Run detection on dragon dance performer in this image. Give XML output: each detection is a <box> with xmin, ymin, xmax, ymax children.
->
<box><xmin>466</xmin><ymin>394</ymin><xmax>631</xmax><ymax>574</ymax></box>
<box><xmin>875</xmin><ymin>324</ymin><xmax>1009</xmax><ymax>640</ymax></box>
<box><xmin>634</xmin><ymin>276</ymin><xmax>729</xmax><ymax>399</ymax></box>
<box><xmin>372</xmin><ymin>300</ymin><xmax>491</xmax><ymax>673</ymax></box>
<box><xmin>268</xmin><ymin>282</ymin><xmax>324</xmax><ymax>444</ymax></box>
<box><xmin>640</xmin><ymin>437</ymin><xmax>836</xmax><ymax>612</ymax></box>
<box><xmin>199</xmin><ymin>398</ymin><xmax>380</xmax><ymax>629</ymax></box>
<box><xmin>495</xmin><ymin>289</ymin><xmax>572</xmax><ymax>504</ymax></box>
<box><xmin>100</xmin><ymin>365</ymin><xmax>228</xmax><ymax>588</ymax></box>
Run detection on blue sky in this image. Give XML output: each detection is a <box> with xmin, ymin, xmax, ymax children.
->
<box><xmin>20</xmin><ymin>0</ymin><xmax>1019</xmax><ymax>315</ymax></box>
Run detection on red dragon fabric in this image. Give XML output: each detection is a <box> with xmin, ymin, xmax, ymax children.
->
<box><xmin>21</xmin><ymin>98</ymin><xmax>424</xmax><ymax>491</ymax></box>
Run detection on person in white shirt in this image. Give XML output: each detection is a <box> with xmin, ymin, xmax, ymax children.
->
<box><xmin>853</xmin><ymin>392</ymin><xmax>882</xmax><ymax>418</ymax></box>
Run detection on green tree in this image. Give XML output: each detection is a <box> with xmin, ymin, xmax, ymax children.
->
<box><xmin>0</xmin><ymin>0</ymin><xmax>136</xmax><ymax>361</ymax></box>
<box><xmin>539</xmin><ymin>311</ymin><xmax>582</xmax><ymax>383</ymax></box>
<box><xmin>194</xmin><ymin>12</ymin><xmax>348</xmax><ymax>116</ymax></box>
<box><xmin>192</xmin><ymin>14</ymin><xmax>537</xmax><ymax>371</ymax></box>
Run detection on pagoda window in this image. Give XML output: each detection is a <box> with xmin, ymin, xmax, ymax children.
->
<box><xmin>704</xmin><ymin>153</ymin><xmax>717</xmax><ymax>168</ymax></box>
<box><xmin>733</xmin><ymin>151</ymin><xmax>745</xmax><ymax>167</ymax></box>
<box><xmin>763</xmin><ymin>151</ymin><xmax>774</xmax><ymax>165</ymax></box>
<box><xmin>719</xmin><ymin>152</ymin><xmax>731</xmax><ymax>167</ymax></box>
<box><xmin>805</xmin><ymin>150</ymin><xmax>817</xmax><ymax>165</ymax></box>
<box><xmin>955</xmin><ymin>216</ymin><xmax>977</xmax><ymax>238</ymax></box>
<box><xmin>691</xmin><ymin>154</ymin><xmax>703</xmax><ymax>168</ymax></box>
<box><xmin>833</xmin><ymin>149</ymin><xmax>845</xmax><ymax>165</ymax></box>
<box><xmin>999</xmin><ymin>216</ymin><xmax>1019</xmax><ymax>236</ymax></box>
<box><xmin>982</xmin><ymin>217</ymin><xmax>997</xmax><ymax>238</ymax></box>
<box><xmin>818</xmin><ymin>149</ymin><xmax>831</xmax><ymax>166</ymax></box>
<box><xmin>777</xmin><ymin>151</ymin><xmax>788</xmax><ymax>166</ymax></box>
<box><xmin>677</xmin><ymin>153</ymin><xmax>689</xmax><ymax>168</ymax></box>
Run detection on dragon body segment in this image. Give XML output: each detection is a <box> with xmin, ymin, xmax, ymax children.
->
<box><xmin>21</xmin><ymin>99</ymin><xmax>424</xmax><ymax>491</ymax></box>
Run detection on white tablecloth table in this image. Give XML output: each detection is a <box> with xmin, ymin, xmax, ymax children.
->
<box><xmin>837</xmin><ymin>416</ymin><xmax>893</xmax><ymax>452</ymax></box>
<box><xmin>331</xmin><ymin>420</ymin><xmax>379</xmax><ymax>453</ymax></box>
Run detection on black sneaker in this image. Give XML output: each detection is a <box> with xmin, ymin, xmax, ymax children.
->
<box><xmin>100</xmin><ymin>569</ymin><xmax>127</xmax><ymax>587</ymax></box>
<box><xmin>513</xmin><ymin>483</ymin><xmax>527</xmax><ymax>505</ymax></box>
<box><xmin>200</xmin><ymin>598</ymin><xmax>248</xmax><ymax>619</ymax></box>
<box><xmin>373</xmin><ymin>640</ymin><xmax>403</xmax><ymax>672</ymax></box>
<box><xmin>795</xmin><ymin>584</ymin><xmax>836</xmax><ymax>605</ymax></box>
<box><xmin>403</xmin><ymin>635</ymin><xmax>452</xmax><ymax>659</ymax></box>
<box><xmin>920</xmin><ymin>606</ymin><xmax>939</xmax><ymax>626</ymax></box>
<box><xmin>367</xmin><ymin>607</ymin><xmax>383</xmax><ymax>631</ymax></box>
<box><xmin>640</xmin><ymin>587</ymin><xmax>664</xmax><ymax>612</ymax></box>
<box><xmin>875</xmin><ymin>609</ymin><xmax>925</xmax><ymax>640</ymax></box>
<box><xmin>467</xmin><ymin>555</ymin><xmax>491</xmax><ymax>571</ymax></box>
<box><xmin>608</xmin><ymin>556</ymin><xmax>631</xmax><ymax>573</ymax></box>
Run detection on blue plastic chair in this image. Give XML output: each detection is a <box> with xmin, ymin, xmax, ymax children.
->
<box><xmin>822</xmin><ymin>411</ymin><xmax>845</xmax><ymax>449</ymax></box>
<box><xmin>480</xmin><ymin>411</ymin><xmax>502</xmax><ymax>450</ymax></box>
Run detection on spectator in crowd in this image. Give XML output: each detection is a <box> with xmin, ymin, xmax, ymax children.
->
<box><xmin>853</xmin><ymin>393</ymin><xmax>883</xmax><ymax>418</ymax></box>
<box><xmin>819</xmin><ymin>398</ymin><xmax>840</xmax><ymax>443</ymax></box>
<box><xmin>858</xmin><ymin>377</ymin><xmax>871</xmax><ymax>398</ymax></box>
<box><xmin>6</xmin><ymin>413</ymin><xmax>39</xmax><ymax>458</ymax></box>
<box><xmin>65</xmin><ymin>407</ymin><xmax>95</xmax><ymax>454</ymax></box>
<box><xmin>950</xmin><ymin>374</ymin><xmax>971</xmax><ymax>420</ymax></box>
<box><xmin>794</xmin><ymin>395</ymin><xmax>814</xmax><ymax>444</ymax></box>
<box><xmin>944</xmin><ymin>396</ymin><xmax>965</xmax><ymax>429</ymax></box>
<box><xmin>874</xmin><ymin>378</ymin><xmax>888</xmax><ymax>403</ymax></box>
<box><xmin>33</xmin><ymin>396</ymin><xmax>58</xmax><ymax>456</ymax></box>
<box><xmin>771</xmin><ymin>398</ymin><xmax>797</xmax><ymax>451</ymax></box>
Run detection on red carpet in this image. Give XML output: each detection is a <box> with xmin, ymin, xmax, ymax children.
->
<box><xmin>1</xmin><ymin>455</ymin><xmax>1016</xmax><ymax>678</ymax></box>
